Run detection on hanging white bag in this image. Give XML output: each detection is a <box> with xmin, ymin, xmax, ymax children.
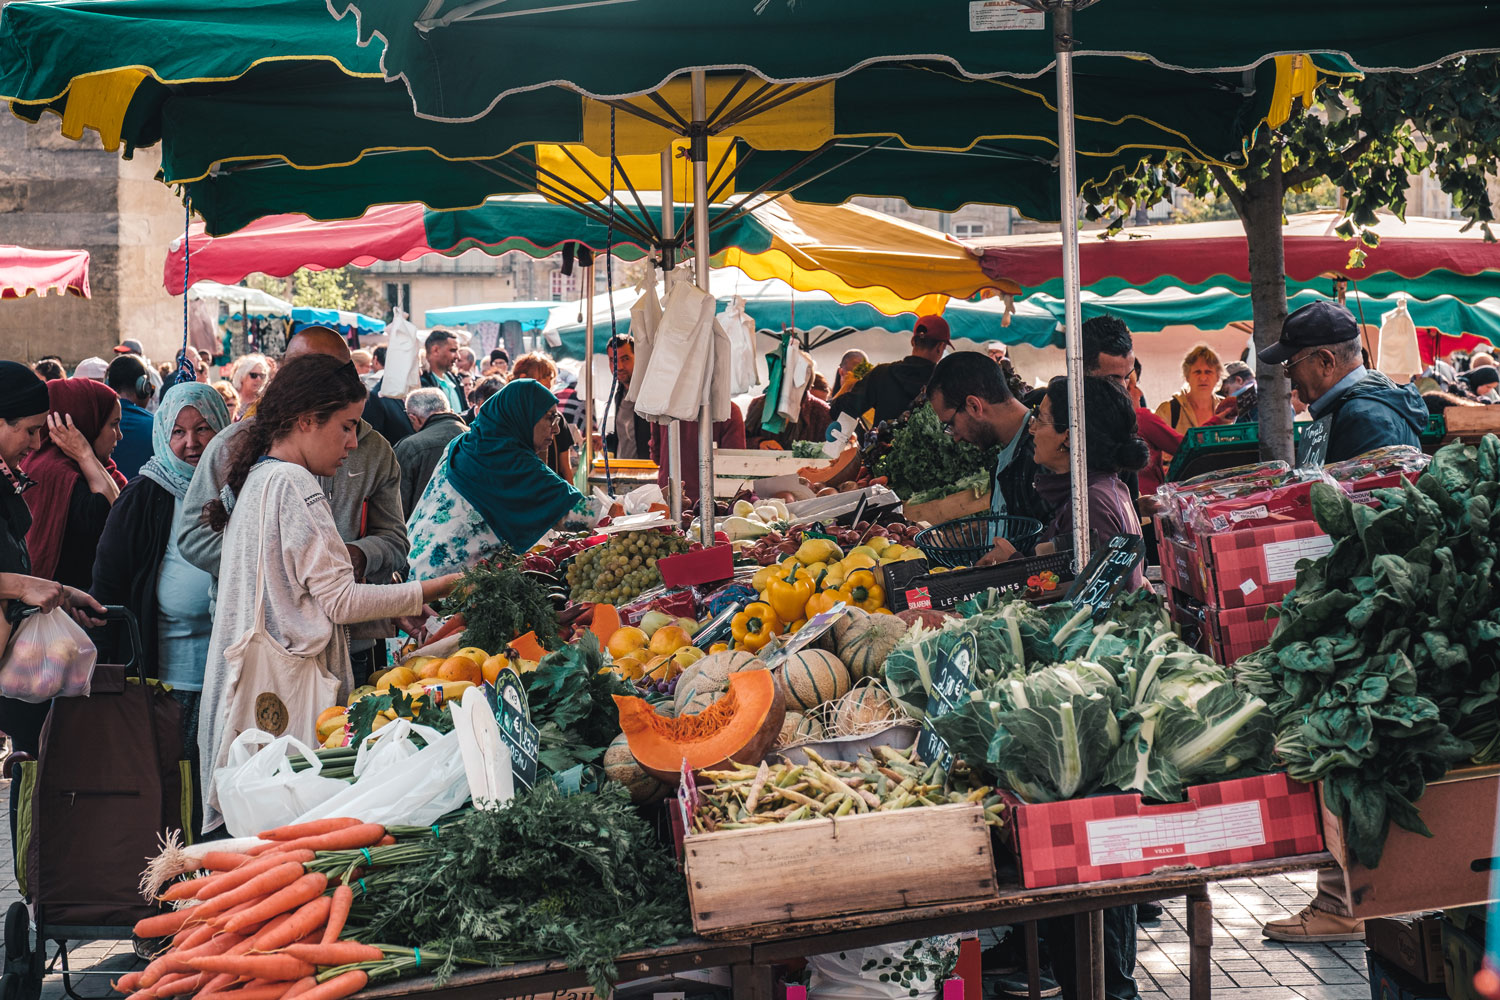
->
<box><xmin>292</xmin><ymin>725</ymin><xmax>470</xmax><ymax>828</ymax></box>
<box><xmin>0</xmin><ymin>607</ymin><xmax>98</xmax><ymax>703</ymax></box>
<box><xmin>213</xmin><ymin>729</ymin><xmax>349</xmax><ymax>838</ymax></box>
<box><xmin>379</xmin><ymin>308</ymin><xmax>423</xmax><ymax>399</ymax></box>
<box><xmin>634</xmin><ymin>279</ymin><xmax>716</xmax><ymax>422</ymax></box>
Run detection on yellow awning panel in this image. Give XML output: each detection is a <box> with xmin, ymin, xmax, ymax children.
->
<box><xmin>581</xmin><ymin>76</ymin><xmax>834</xmax><ymax>156</ymax></box>
<box><xmin>1266</xmin><ymin>55</ymin><xmax>1320</xmax><ymax>129</ymax></box>
<box><xmin>59</xmin><ymin>68</ymin><xmax>149</xmax><ymax>151</ymax></box>
<box><xmin>535</xmin><ymin>139</ymin><xmax>736</xmax><ymax>205</ymax></box>
<box><xmin>719</xmin><ymin>197</ymin><xmax>1008</xmax><ymax>317</ymax></box>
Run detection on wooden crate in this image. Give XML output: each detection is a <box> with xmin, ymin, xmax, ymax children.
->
<box><xmin>903</xmin><ymin>489</ymin><xmax>992</xmax><ymax>526</ymax></box>
<box><xmin>1439</xmin><ymin>406</ymin><xmax>1500</xmax><ymax>443</ymax></box>
<box><xmin>683</xmin><ymin>803</ymin><xmax>997</xmax><ymax>935</ymax></box>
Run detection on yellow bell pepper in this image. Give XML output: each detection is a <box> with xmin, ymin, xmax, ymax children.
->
<box><xmin>709</xmin><ymin>641</ymin><xmax>730</xmax><ymax>654</ymax></box>
<box><xmin>731</xmin><ymin>602</ymin><xmax>782</xmax><ymax>652</ymax></box>
<box><xmin>838</xmin><ymin>569</ymin><xmax>887</xmax><ymax>612</ymax></box>
<box><xmin>804</xmin><ymin>590</ymin><xmax>840</xmax><ymax>618</ymax></box>
<box><xmin>765</xmin><ymin>563</ymin><xmax>815</xmax><ymax>623</ymax></box>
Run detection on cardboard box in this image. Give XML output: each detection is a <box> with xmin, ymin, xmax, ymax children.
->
<box><xmin>902</xmin><ymin>489</ymin><xmax>992</xmax><ymax>526</ymax></box>
<box><xmin>1002</xmin><ymin>772</ymin><xmax>1325</xmax><ymax>890</ymax></box>
<box><xmin>1365</xmin><ymin>951</ymin><xmax>1447</xmax><ymax>1000</ymax></box>
<box><xmin>1319</xmin><ymin>764</ymin><xmax>1500</xmax><ymax>918</ymax></box>
<box><xmin>1161</xmin><ymin>520</ymin><xmax>1331</xmax><ymax>610</ymax></box>
<box><xmin>1440</xmin><ymin>914</ymin><xmax>1489</xmax><ymax>1000</ymax></box>
<box><xmin>1365</xmin><ymin>914</ymin><xmax>1446</xmax><ymax>985</ymax></box>
<box><xmin>1164</xmin><ymin>591</ymin><xmax>1278</xmax><ymax>664</ymax></box>
<box><xmin>683</xmin><ymin>803</ymin><xmax>998</xmax><ymax>934</ymax></box>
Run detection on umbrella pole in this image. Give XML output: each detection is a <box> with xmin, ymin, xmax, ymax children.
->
<box><xmin>1054</xmin><ymin>0</ymin><xmax>1091</xmax><ymax>571</ymax></box>
<box><xmin>692</xmin><ymin>70</ymin><xmax>716</xmax><ymax>547</ymax></box>
<box><xmin>663</xmin><ymin>148</ymin><xmax>684</xmax><ymax>527</ymax></box>
<box><xmin>584</xmin><ymin>259</ymin><xmax>595</xmax><ymax>482</ymax></box>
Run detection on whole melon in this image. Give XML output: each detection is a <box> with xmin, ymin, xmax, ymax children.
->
<box><xmin>675</xmin><ymin>649</ymin><xmax>762</xmax><ymax>715</ymax></box>
<box><xmin>833</xmin><ymin>685</ymin><xmax>896</xmax><ymax>734</ymax></box>
<box><xmin>837</xmin><ymin>614</ymin><xmax>908</xmax><ymax>681</ymax></box>
<box><xmin>603</xmin><ymin>733</ymin><xmax>671</xmax><ymax>803</ymax></box>
<box><xmin>774</xmin><ymin>711</ymin><xmax>829</xmax><ymax>749</ymax></box>
<box><xmin>775</xmin><ymin>649</ymin><xmax>851</xmax><ymax>711</ymax></box>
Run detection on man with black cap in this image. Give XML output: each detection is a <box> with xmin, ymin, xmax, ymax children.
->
<box><xmin>829</xmin><ymin>315</ymin><xmax>951</xmax><ymax>426</ymax></box>
<box><xmin>1259</xmin><ymin>300</ymin><xmax>1426</xmax><ymax>466</ymax></box>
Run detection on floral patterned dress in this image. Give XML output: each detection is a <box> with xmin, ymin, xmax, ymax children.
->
<box><xmin>406</xmin><ymin>455</ymin><xmax>590</xmax><ymax>577</ymax></box>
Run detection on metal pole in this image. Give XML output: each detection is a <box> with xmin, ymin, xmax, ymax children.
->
<box><xmin>662</xmin><ymin>148</ymin><xmax>684</xmax><ymax>527</ymax></box>
<box><xmin>691</xmin><ymin>70</ymin><xmax>716</xmax><ymax>547</ymax></box>
<box><xmin>583</xmin><ymin>261</ymin><xmax>595</xmax><ymax>483</ymax></box>
<box><xmin>1055</xmin><ymin>1</ymin><xmax>1091</xmax><ymax>572</ymax></box>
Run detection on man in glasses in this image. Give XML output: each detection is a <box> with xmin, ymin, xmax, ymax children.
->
<box><xmin>1258</xmin><ymin>301</ymin><xmax>1425</xmax><ymax>468</ymax></box>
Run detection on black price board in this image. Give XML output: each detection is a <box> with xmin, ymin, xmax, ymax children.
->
<box><xmin>1064</xmin><ymin>534</ymin><xmax>1144</xmax><ymax>620</ymax></box>
<box><xmin>914</xmin><ymin>632</ymin><xmax>977</xmax><ymax>774</ymax></box>
<box><xmin>486</xmin><ymin>671</ymin><xmax>540</xmax><ymax>791</ymax></box>
<box><xmin>1297</xmin><ymin>414</ymin><xmax>1332</xmax><ymax>470</ymax></box>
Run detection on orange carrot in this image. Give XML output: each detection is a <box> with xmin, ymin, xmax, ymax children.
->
<box><xmin>193</xmin><ymin>861</ymin><xmax>307</xmax><ymax>921</ymax></box>
<box><xmin>113</xmin><ymin>972</ymin><xmax>142</xmax><ymax>993</ymax></box>
<box><xmin>198</xmin><ymin>852</ymin><xmax>252</xmax><ymax>871</ymax></box>
<box><xmin>133</xmin><ymin>907</ymin><xmax>195</xmax><ymax>940</ymax></box>
<box><xmin>137</xmin><ymin>950</ymin><xmax>180</xmax><ymax>989</ymax></box>
<box><xmin>266</xmin><ymin>824</ymin><xmax>385</xmax><ymax>854</ymax></box>
<box><xmin>187</xmin><ymin>955</ymin><xmax>314</xmax><ymax>982</ymax></box>
<box><xmin>200</xmin><ymin>972</ymin><xmax>238</xmax><ymax>994</ymax></box>
<box><xmin>198</xmin><ymin>983</ymin><xmax>294</xmax><ymax>1000</ymax></box>
<box><xmin>124</xmin><ymin>989</ymin><xmax>159</xmax><ymax>1000</ymax></box>
<box><xmin>197</xmin><ymin>853</ymin><xmax>314</xmax><ymax>902</ymax></box>
<box><xmin>283</xmin><ymin>976</ymin><xmax>318</xmax><ymax>999</ymax></box>
<box><xmin>279</xmin><ymin>942</ymin><xmax>383</xmax><ymax>965</ymax></box>
<box><xmin>296</xmin><ymin>969</ymin><xmax>368</xmax><ymax>1000</ymax></box>
<box><xmin>223</xmin><ymin>873</ymin><xmax>328</xmax><ymax>935</ymax></box>
<box><xmin>375</xmin><ymin>834</ymin><xmax>396</xmax><ymax>846</ymax></box>
<box><xmin>320</xmin><ymin>884</ymin><xmax>354</xmax><ymax>946</ymax></box>
<box><xmin>253</xmin><ymin>896</ymin><xmax>330</xmax><ymax>953</ymax></box>
<box><xmin>163</xmin><ymin>874</ymin><xmax>222</xmax><ymax>902</ymax></box>
<box><xmin>153</xmin><ymin>973</ymin><xmax>205</xmax><ymax>997</ymax></box>
<box><xmin>256</xmin><ymin>818</ymin><xmax>363</xmax><ymax>842</ymax></box>
<box><xmin>168</xmin><ymin>921</ymin><xmax>217</xmax><ymax>954</ymax></box>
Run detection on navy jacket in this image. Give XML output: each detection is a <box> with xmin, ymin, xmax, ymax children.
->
<box><xmin>1319</xmin><ymin>370</ymin><xmax>1427</xmax><ymax>463</ymax></box>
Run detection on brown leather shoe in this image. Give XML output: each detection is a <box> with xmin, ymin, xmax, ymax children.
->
<box><xmin>1262</xmin><ymin>905</ymin><xmax>1365</xmax><ymax>943</ymax></box>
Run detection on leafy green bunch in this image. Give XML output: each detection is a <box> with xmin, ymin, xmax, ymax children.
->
<box><xmin>443</xmin><ymin>554</ymin><xmax>560</xmax><ymax>653</ymax></box>
<box><xmin>523</xmin><ymin>632</ymin><xmax>638</xmax><ymax>775</ymax></box>
<box><xmin>1234</xmin><ymin>437</ymin><xmax>1500</xmax><ymax>868</ymax></box>
<box><xmin>353</xmin><ymin>784</ymin><xmax>689</xmax><ymax>994</ymax></box>
<box><xmin>875</xmin><ymin>403</ymin><xmax>997</xmax><ymax>502</ymax></box>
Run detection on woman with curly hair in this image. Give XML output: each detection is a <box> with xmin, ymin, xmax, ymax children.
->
<box><xmin>196</xmin><ymin>354</ymin><xmax>460</xmax><ymax>832</ymax></box>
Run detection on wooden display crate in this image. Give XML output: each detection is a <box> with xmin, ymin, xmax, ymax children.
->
<box><xmin>903</xmin><ymin>489</ymin><xmax>992</xmax><ymax>526</ymax></box>
<box><xmin>682</xmin><ymin>803</ymin><xmax>998</xmax><ymax>935</ymax></box>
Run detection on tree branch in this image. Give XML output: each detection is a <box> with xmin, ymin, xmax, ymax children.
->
<box><xmin>1283</xmin><ymin>133</ymin><xmax>1377</xmax><ymax>190</ymax></box>
<box><xmin>1208</xmin><ymin>163</ymin><xmax>1246</xmax><ymax>218</ymax></box>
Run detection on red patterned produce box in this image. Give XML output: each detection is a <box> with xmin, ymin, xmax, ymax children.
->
<box><xmin>1002</xmin><ymin>772</ymin><xmax>1325</xmax><ymax>889</ymax></box>
<box><xmin>1164</xmin><ymin>519</ymin><xmax>1333</xmax><ymax>611</ymax></box>
<box><xmin>1205</xmin><ymin>602</ymin><xmax>1280</xmax><ymax>664</ymax></box>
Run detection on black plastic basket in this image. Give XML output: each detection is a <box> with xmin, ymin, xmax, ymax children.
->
<box><xmin>913</xmin><ymin>514</ymin><xmax>1045</xmax><ymax>568</ymax></box>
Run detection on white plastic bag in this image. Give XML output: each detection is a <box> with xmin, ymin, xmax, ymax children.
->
<box><xmin>214</xmin><ymin>729</ymin><xmax>349</xmax><ymax>838</ymax></box>
<box><xmin>351</xmin><ymin>718</ymin><xmax>441</xmax><ymax>778</ymax></box>
<box><xmin>808</xmin><ymin>938</ymin><xmax>958</xmax><ymax>1000</ymax></box>
<box><xmin>0</xmin><ymin>607</ymin><xmax>98</xmax><ymax>703</ymax></box>
<box><xmin>379</xmin><ymin>308</ymin><xmax>423</xmax><ymax>399</ymax></box>
<box><xmin>293</xmin><ymin>726</ymin><xmax>470</xmax><ymax>828</ymax></box>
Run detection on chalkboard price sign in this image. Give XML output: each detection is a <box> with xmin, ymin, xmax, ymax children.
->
<box><xmin>488</xmin><ymin>671</ymin><xmax>540</xmax><ymax>791</ymax></box>
<box><xmin>1064</xmin><ymin>534</ymin><xmax>1145</xmax><ymax>620</ymax></box>
<box><xmin>1297</xmin><ymin>414</ymin><xmax>1332</xmax><ymax>469</ymax></box>
<box><xmin>914</xmin><ymin>632</ymin><xmax>977</xmax><ymax>773</ymax></box>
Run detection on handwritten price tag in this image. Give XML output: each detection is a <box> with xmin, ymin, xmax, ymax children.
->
<box><xmin>487</xmin><ymin>671</ymin><xmax>540</xmax><ymax>791</ymax></box>
<box><xmin>915</xmin><ymin>632</ymin><xmax>977</xmax><ymax>774</ymax></box>
<box><xmin>1064</xmin><ymin>534</ymin><xmax>1144</xmax><ymax>621</ymax></box>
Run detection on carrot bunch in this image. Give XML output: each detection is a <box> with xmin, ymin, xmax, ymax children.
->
<box><xmin>119</xmin><ymin>819</ymin><xmax>390</xmax><ymax>1000</ymax></box>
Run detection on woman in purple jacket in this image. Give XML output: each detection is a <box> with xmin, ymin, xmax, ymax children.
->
<box><xmin>1030</xmin><ymin>375</ymin><xmax>1150</xmax><ymax>592</ymax></box>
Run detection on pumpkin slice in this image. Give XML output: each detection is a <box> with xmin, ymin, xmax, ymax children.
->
<box><xmin>615</xmin><ymin>669</ymin><xmax>786</xmax><ymax>782</ymax></box>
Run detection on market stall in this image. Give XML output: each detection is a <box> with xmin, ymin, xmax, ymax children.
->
<box><xmin>0</xmin><ymin>245</ymin><xmax>90</xmax><ymax>299</ymax></box>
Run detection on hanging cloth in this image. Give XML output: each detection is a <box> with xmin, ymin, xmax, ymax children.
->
<box><xmin>1377</xmin><ymin>294</ymin><xmax>1422</xmax><ymax>382</ymax></box>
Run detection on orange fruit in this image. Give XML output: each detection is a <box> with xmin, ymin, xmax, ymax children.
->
<box><xmin>315</xmin><ymin>705</ymin><xmax>346</xmax><ymax>728</ymax></box>
<box><xmin>607</xmin><ymin>626</ymin><xmax>649</xmax><ymax>660</ymax></box>
<box><xmin>377</xmin><ymin>666</ymin><xmax>417</xmax><ymax>690</ymax></box>
<box><xmin>648</xmin><ymin>625</ymin><xmax>692</xmax><ymax>656</ymax></box>
<box><xmin>415</xmin><ymin>657</ymin><xmax>444</xmax><ymax>680</ymax></box>
<box><xmin>437</xmin><ymin>656</ymin><xmax>483</xmax><ymax>685</ymax></box>
<box><xmin>481</xmin><ymin>653</ymin><xmax>514</xmax><ymax>685</ymax></box>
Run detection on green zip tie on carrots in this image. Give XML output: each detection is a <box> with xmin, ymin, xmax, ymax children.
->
<box><xmin>413</xmin><ymin>948</ymin><xmax>421</xmax><ymax>968</ymax></box>
<box><xmin>360</xmin><ymin>848</ymin><xmax>373</xmax><ymax>864</ymax></box>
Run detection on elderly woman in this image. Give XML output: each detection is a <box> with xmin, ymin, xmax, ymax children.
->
<box><xmin>407</xmin><ymin>379</ymin><xmax>589</xmax><ymax>577</ymax></box>
<box><xmin>90</xmin><ymin>383</ymin><xmax>230</xmax><ymax>824</ymax></box>
<box><xmin>229</xmin><ymin>353</ymin><xmax>271</xmax><ymax>421</ymax></box>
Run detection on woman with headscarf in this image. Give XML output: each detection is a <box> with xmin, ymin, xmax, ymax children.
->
<box><xmin>20</xmin><ymin>377</ymin><xmax>125</xmax><ymax>592</ymax></box>
<box><xmin>407</xmin><ymin>379</ymin><xmax>589</xmax><ymax>577</ymax></box>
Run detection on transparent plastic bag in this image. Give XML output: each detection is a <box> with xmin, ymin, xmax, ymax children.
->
<box><xmin>0</xmin><ymin>607</ymin><xmax>98</xmax><ymax>703</ymax></box>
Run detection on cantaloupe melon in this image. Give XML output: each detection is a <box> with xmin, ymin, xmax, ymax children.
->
<box><xmin>615</xmin><ymin>669</ymin><xmax>785</xmax><ymax>782</ymax></box>
<box><xmin>774</xmin><ymin>649</ymin><xmax>850</xmax><ymax>711</ymax></box>
<box><xmin>603</xmin><ymin>733</ymin><xmax>670</xmax><ymax>803</ymax></box>
<box><xmin>774</xmin><ymin>711</ymin><xmax>826</xmax><ymax>748</ymax></box>
<box><xmin>835</xmin><ymin>612</ymin><xmax>907</xmax><ymax>681</ymax></box>
<box><xmin>832</xmin><ymin>684</ymin><xmax>897</xmax><ymax>734</ymax></box>
<box><xmin>674</xmin><ymin>649</ymin><xmax>762</xmax><ymax>715</ymax></box>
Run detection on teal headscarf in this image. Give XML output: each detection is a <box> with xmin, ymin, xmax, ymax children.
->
<box><xmin>138</xmin><ymin>382</ymin><xmax>231</xmax><ymax>499</ymax></box>
<box><xmin>446</xmin><ymin>378</ymin><xmax>584</xmax><ymax>552</ymax></box>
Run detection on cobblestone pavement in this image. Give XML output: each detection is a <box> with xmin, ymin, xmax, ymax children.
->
<box><xmin>0</xmin><ymin>781</ymin><xmax>1365</xmax><ymax>1000</ymax></box>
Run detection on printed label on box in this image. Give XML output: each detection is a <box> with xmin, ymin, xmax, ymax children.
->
<box><xmin>1262</xmin><ymin>535</ymin><xmax>1335</xmax><ymax>583</ymax></box>
<box><xmin>969</xmin><ymin>0</ymin><xmax>1045</xmax><ymax>30</ymax></box>
<box><xmin>1084</xmin><ymin>800</ymin><xmax>1267</xmax><ymax>867</ymax></box>
<box><xmin>1229</xmin><ymin>505</ymin><xmax>1268</xmax><ymax>524</ymax></box>
<box><xmin>905</xmin><ymin>587</ymin><xmax>933</xmax><ymax>611</ymax></box>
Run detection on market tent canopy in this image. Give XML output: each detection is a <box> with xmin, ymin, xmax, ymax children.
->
<box><xmin>291</xmin><ymin>306</ymin><xmax>384</xmax><ymax>335</ymax></box>
<box><xmin>972</xmin><ymin>211</ymin><xmax>1500</xmax><ymax>301</ymax></box>
<box><xmin>426</xmin><ymin>300</ymin><xmax>558</xmax><ymax>329</ymax></box>
<box><xmin>165</xmin><ymin>195</ymin><xmax>993</xmax><ymax>317</ymax></box>
<box><xmin>328</xmin><ymin>0</ymin><xmax>1500</xmax><ymax>121</ymax></box>
<box><xmin>0</xmin><ymin>245</ymin><xmax>90</xmax><ymax>299</ymax></box>
<box><xmin>1025</xmin><ymin>285</ymin><xmax>1500</xmax><ymax>346</ymax></box>
<box><xmin>186</xmin><ymin>279</ymin><xmax>292</xmax><ymax>319</ymax></box>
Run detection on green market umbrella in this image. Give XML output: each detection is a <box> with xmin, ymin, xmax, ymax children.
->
<box><xmin>329</xmin><ymin>0</ymin><xmax>1500</xmax><ymax>121</ymax></box>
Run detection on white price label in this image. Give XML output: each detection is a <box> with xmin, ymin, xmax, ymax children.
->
<box><xmin>1085</xmin><ymin>800</ymin><xmax>1266</xmax><ymax>868</ymax></box>
<box><xmin>1262</xmin><ymin>534</ymin><xmax>1334</xmax><ymax>583</ymax></box>
<box><xmin>969</xmin><ymin>0</ymin><xmax>1045</xmax><ymax>31</ymax></box>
